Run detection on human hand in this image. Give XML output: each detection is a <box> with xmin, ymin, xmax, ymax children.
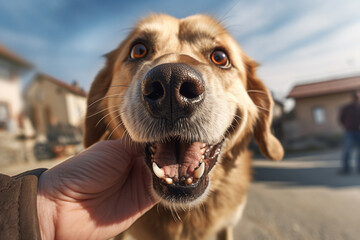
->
<box><xmin>37</xmin><ymin>139</ymin><xmax>158</xmax><ymax>240</ymax></box>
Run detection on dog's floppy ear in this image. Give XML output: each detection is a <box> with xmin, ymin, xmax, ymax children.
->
<box><xmin>83</xmin><ymin>50</ymin><xmax>118</xmax><ymax>148</ymax></box>
<box><xmin>245</xmin><ymin>58</ymin><xmax>284</xmax><ymax>161</ymax></box>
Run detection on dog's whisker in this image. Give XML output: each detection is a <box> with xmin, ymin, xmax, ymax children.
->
<box><xmin>232</xmin><ymin>114</ymin><xmax>242</xmax><ymax>127</ymax></box>
<box><xmin>86</xmin><ymin>104</ymin><xmax>121</xmax><ymax>119</ymax></box>
<box><xmin>233</xmin><ymin>114</ymin><xmax>242</xmax><ymax>120</ymax></box>
<box><xmin>107</xmin><ymin>121</ymin><xmax>124</xmax><ymax>140</ymax></box>
<box><xmin>247</xmin><ymin>90</ymin><xmax>268</xmax><ymax>94</ymax></box>
<box><xmin>95</xmin><ymin>84</ymin><xmax>130</xmax><ymax>91</ymax></box>
<box><xmin>219</xmin><ymin>0</ymin><xmax>241</xmax><ymax>24</ymax></box>
<box><xmin>200</xmin><ymin>202</ymin><xmax>206</xmax><ymax>216</ymax></box>
<box><xmin>87</xmin><ymin>94</ymin><xmax>125</xmax><ymax>109</ymax></box>
<box><xmin>156</xmin><ymin>204</ymin><xmax>160</xmax><ymax>215</ymax></box>
<box><xmin>172</xmin><ymin>202</ymin><xmax>182</xmax><ymax>223</ymax></box>
<box><xmin>170</xmin><ymin>209</ymin><xmax>177</xmax><ymax>222</ymax></box>
<box><xmin>105</xmin><ymin>111</ymin><xmax>125</xmax><ymax>130</ymax></box>
<box><xmin>218</xmin><ymin>0</ymin><xmax>242</xmax><ymax>24</ymax></box>
<box><xmin>122</xmin><ymin>129</ymin><xmax>132</xmax><ymax>148</ymax></box>
<box><xmin>228</xmin><ymin>96</ymin><xmax>270</xmax><ymax>113</ymax></box>
<box><xmin>96</xmin><ymin>108</ymin><xmax>122</xmax><ymax>127</ymax></box>
<box><xmin>254</xmin><ymin>105</ymin><xmax>270</xmax><ymax>112</ymax></box>
<box><xmin>109</xmin><ymin>84</ymin><xmax>130</xmax><ymax>88</ymax></box>
<box><xmin>122</xmin><ymin>131</ymin><xmax>130</xmax><ymax>147</ymax></box>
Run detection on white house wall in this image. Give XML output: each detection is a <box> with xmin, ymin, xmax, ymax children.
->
<box><xmin>0</xmin><ymin>59</ymin><xmax>23</xmax><ymax>133</ymax></box>
<box><xmin>65</xmin><ymin>92</ymin><xmax>87</xmax><ymax>127</ymax></box>
<box><xmin>26</xmin><ymin>79</ymin><xmax>69</xmax><ymax>134</ymax></box>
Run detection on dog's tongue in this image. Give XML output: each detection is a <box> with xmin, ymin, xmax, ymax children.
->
<box><xmin>153</xmin><ymin>140</ymin><xmax>203</xmax><ymax>181</ymax></box>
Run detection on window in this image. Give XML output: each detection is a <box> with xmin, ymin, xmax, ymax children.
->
<box><xmin>312</xmin><ymin>106</ymin><xmax>326</xmax><ymax>124</ymax></box>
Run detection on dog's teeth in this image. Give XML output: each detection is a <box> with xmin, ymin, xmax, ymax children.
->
<box><xmin>186</xmin><ymin>177</ymin><xmax>193</xmax><ymax>185</ymax></box>
<box><xmin>152</xmin><ymin>162</ymin><xmax>165</xmax><ymax>179</ymax></box>
<box><xmin>201</xmin><ymin>143</ymin><xmax>207</xmax><ymax>148</ymax></box>
<box><xmin>200</xmin><ymin>148</ymin><xmax>206</xmax><ymax>155</ymax></box>
<box><xmin>165</xmin><ymin>177</ymin><xmax>173</xmax><ymax>185</ymax></box>
<box><xmin>194</xmin><ymin>162</ymin><xmax>205</xmax><ymax>179</ymax></box>
<box><xmin>201</xmin><ymin>155</ymin><xmax>205</xmax><ymax>160</ymax></box>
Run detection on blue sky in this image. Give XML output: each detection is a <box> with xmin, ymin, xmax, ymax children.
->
<box><xmin>1</xmin><ymin>0</ymin><xmax>360</xmax><ymax>104</ymax></box>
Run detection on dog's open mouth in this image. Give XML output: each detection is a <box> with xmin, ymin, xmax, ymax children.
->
<box><xmin>145</xmin><ymin>138</ymin><xmax>224</xmax><ymax>203</ymax></box>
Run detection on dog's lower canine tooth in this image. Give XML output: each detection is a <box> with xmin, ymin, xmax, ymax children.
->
<box><xmin>152</xmin><ymin>162</ymin><xmax>165</xmax><ymax>179</ymax></box>
<box><xmin>200</xmin><ymin>148</ymin><xmax>206</xmax><ymax>155</ymax></box>
<box><xmin>194</xmin><ymin>162</ymin><xmax>205</xmax><ymax>179</ymax></box>
<box><xmin>165</xmin><ymin>178</ymin><xmax>173</xmax><ymax>185</ymax></box>
<box><xmin>186</xmin><ymin>177</ymin><xmax>193</xmax><ymax>185</ymax></box>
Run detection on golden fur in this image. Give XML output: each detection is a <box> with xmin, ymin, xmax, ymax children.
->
<box><xmin>84</xmin><ymin>14</ymin><xmax>283</xmax><ymax>240</ymax></box>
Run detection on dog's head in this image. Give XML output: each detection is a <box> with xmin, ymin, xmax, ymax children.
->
<box><xmin>84</xmin><ymin>14</ymin><xmax>283</xmax><ymax>207</ymax></box>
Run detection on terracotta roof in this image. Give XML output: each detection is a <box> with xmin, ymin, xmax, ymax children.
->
<box><xmin>0</xmin><ymin>44</ymin><xmax>33</xmax><ymax>68</ymax></box>
<box><xmin>287</xmin><ymin>75</ymin><xmax>360</xmax><ymax>99</ymax></box>
<box><xmin>36</xmin><ymin>73</ymin><xmax>87</xmax><ymax>97</ymax></box>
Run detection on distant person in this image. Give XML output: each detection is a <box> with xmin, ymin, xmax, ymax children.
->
<box><xmin>339</xmin><ymin>90</ymin><xmax>360</xmax><ymax>174</ymax></box>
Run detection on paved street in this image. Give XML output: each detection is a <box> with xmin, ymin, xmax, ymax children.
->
<box><xmin>3</xmin><ymin>150</ymin><xmax>360</xmax><ymax>240</ymax></box>
<box><xmin>235</xmin><ymin>150</ymin><xmax>360</xmax><ymax>240</ymax></box>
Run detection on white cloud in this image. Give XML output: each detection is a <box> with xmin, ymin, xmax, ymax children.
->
<box><xmin>219</xmin><ymin>1</ymin><xmax>284</xmax><ymax>36</ymax></box>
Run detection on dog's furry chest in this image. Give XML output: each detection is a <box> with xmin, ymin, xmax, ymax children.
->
<box><xmin>122</xmin><ymin>152</ymin><xmax>251</xmax><ymax>240</ymax></box>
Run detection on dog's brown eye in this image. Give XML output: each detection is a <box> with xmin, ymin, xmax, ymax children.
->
<box><xmin>211</xmin><ymin>50</ymin><xmax>230</xmax><ymax>68</ymax></box>
<box><xmin>130</xmin><ymin>43</ymin><xmax>148</xmax><ymax>59</ymax></box>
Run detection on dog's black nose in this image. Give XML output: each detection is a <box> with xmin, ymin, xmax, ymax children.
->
<box><xmin>142</xmin><ymin>63</ymin><xmax>205</xmax><ymax>124</ymax></box>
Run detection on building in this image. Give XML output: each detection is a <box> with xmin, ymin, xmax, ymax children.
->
<box><xmin>287</xmin><ymin>75</ymin><xmax>360</xmax><ymax>140</ymax></box>
<box><xmin>0</xmin><ymin>44</ymin><xmax>32</xmax><ymax>133</ymax></box>
<box><xmin>0</xmin><ymin>44</ymin><xmax>33</xmax><ymax>166</ymax></box>
<box><xmin>24</xmin><ymin>73</ymin><xmax>87</xmax><ymax>136</ymax></box>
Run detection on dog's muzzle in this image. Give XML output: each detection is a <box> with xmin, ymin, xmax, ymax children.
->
<box><xmin>139</xmin><ymin>63</ymin><xmax>225</xmax><ymax>204</ymax></box>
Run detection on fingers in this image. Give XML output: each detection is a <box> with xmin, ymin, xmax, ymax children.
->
<box><xmin>92</xmin><ymin>137</ymin><xmax>145</xmax><ymax>158</ymax></box>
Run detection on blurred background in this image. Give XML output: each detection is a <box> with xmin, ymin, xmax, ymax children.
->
<box><xmin>1</xmin><ymin>0</ymin><xmax>360</xmax><ymax>239</ymax></box>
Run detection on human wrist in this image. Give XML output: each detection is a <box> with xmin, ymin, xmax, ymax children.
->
<box><xmin>37</xmin><ymin>172</ymin><xmax>57</xmax><ymax>240</ymax></box>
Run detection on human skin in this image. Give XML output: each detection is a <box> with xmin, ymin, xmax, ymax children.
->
<box><xmin>37</xmin><ymin>139</ymin><xmax>158</xmax><ymax>240</ymax></box>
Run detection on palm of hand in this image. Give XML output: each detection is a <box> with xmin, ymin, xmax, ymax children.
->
<box><xmin>37</xmin><ymin>140</ymin><xmax>157</xmax><ymax>240</ymax></box>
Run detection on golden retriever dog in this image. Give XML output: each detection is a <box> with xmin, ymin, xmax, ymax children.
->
<box><xmin>84</xmin><ymin>14</ymin><xmax>284</xmax><ymax>240</ymax></box>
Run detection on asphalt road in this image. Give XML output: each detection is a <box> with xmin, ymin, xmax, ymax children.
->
<box><xmin>235</xmin><ymin>150</ymin><xmax>360</xmax><ymax>240</ymax></box>
<box><xmin>3</xmin><ymin>150</ymin><xmax>360</xmax><ymax>240</ymax></box>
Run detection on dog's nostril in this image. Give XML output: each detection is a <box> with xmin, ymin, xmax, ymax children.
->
<box><xmin>179</xmin><ymin>81</ymin><xmax>204</xmax><ymax>99</ymax></box>
<box><xmin>146</xmin><ymin>81</ymin><xmax>164</xmax><ymax>101</ymax></box>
